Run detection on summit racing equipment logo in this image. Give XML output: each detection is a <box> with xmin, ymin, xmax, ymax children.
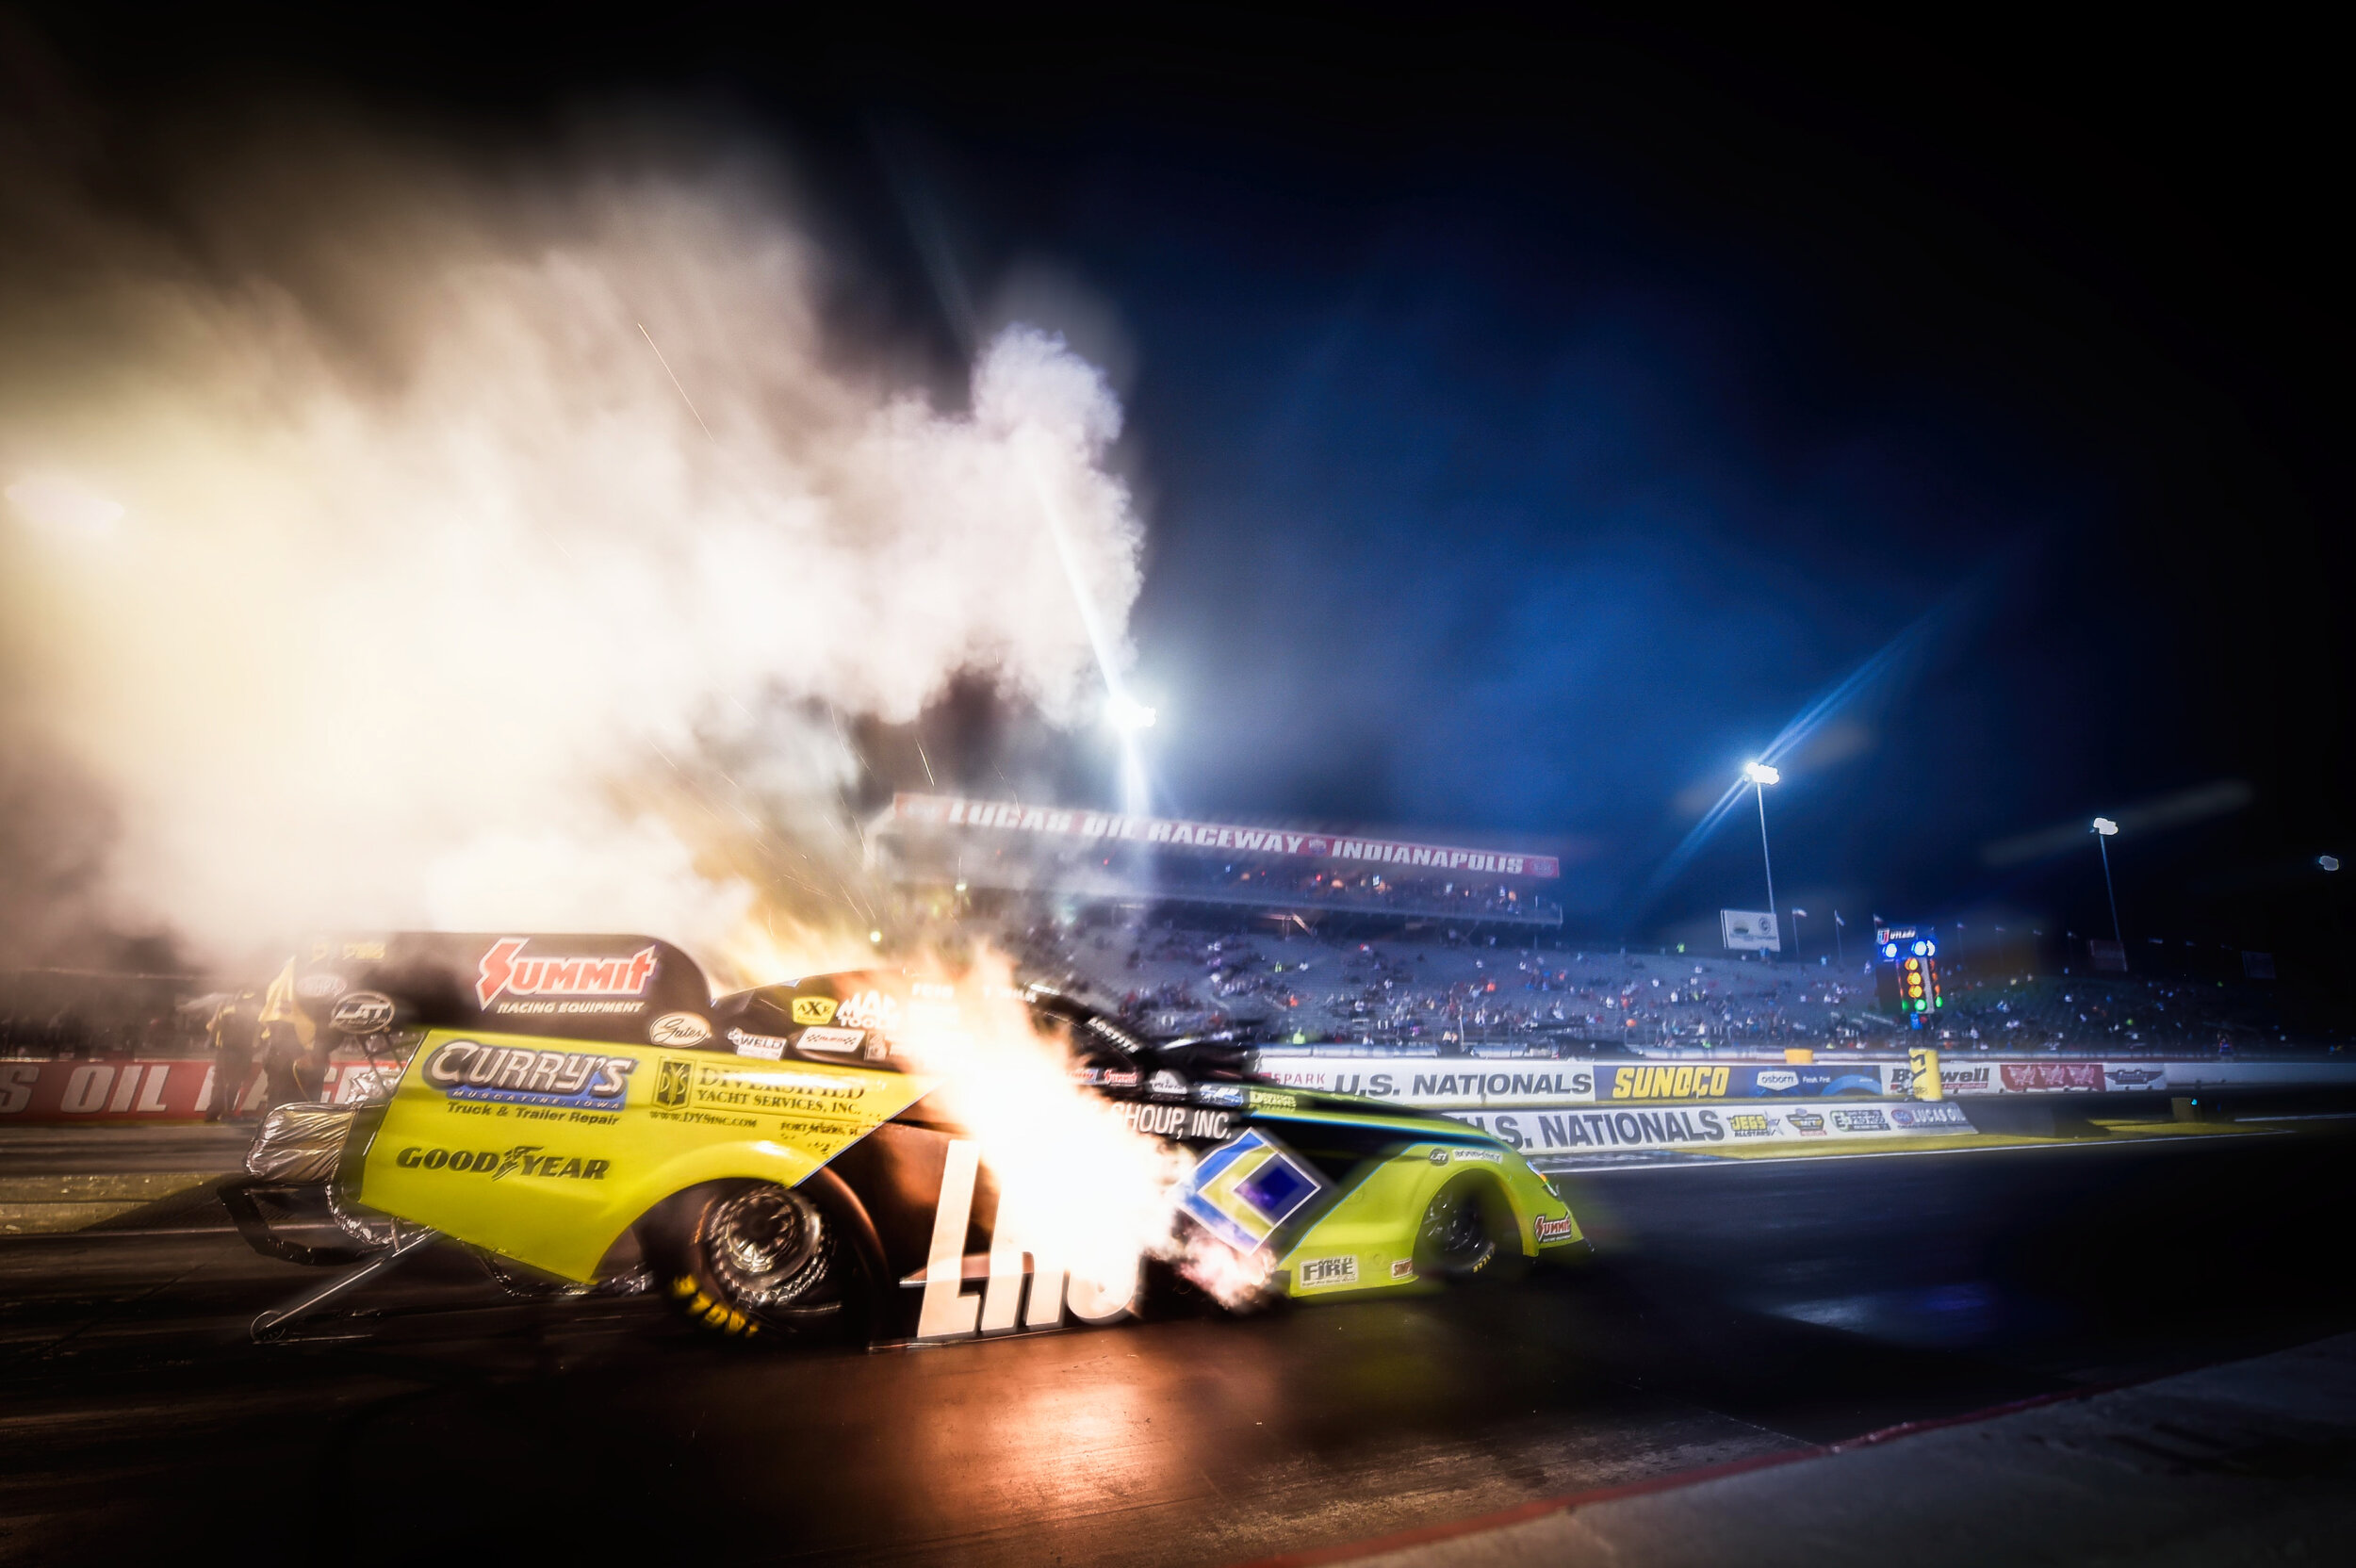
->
<box><xmin>396</xmin><ymin>1144</ymin><xmax>610</xmax><ymax>1181</ymax></box>
<box><xmin>423</xmin><ymin>1040</ymin><xmax>637</xmax><ymax>1110</ymax></box>
<box><xmin>475</xmin><ymin>938</ymin><xmax>658</xmax><ymax>1013</ymax></box>
<box><xmin>1533</xmin><ymin>1214</ymin><xmax>1577</xmax><ymax>1243</ymax></box>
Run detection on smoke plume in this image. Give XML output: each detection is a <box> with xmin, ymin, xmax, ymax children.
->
<box><xmin>0</xmin><ymin>110</ymin><xmax>1143</xmax><ymax>979</ymax></box>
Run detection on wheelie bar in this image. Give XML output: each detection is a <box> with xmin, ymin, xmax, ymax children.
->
<box><xmin>251</xmin><ymin>1225</ymin><xmax>442</xmax><ymax>1343</ymax></box>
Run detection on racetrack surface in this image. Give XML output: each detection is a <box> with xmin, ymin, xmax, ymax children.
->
<box><xmin>2</xmin><ymin>1126</ymin><xmax>2349</xmax><ymax>1566</ymax></box>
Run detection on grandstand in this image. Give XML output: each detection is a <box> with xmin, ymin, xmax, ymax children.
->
<box><xmin>993</xmin><ymin>917</ymin><xmax>2307</xmax><ymax>1056</ymax></box>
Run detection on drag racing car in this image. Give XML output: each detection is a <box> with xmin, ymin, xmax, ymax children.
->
<box><xmin>232</xmin><ymin>932</ymin><xmax>1586</xmax><ymax>1343</ymax></box>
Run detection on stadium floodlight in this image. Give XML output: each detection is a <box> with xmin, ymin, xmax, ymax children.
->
<box><xmin>2321</xmin><ymin>856</ymin><xmax>2342</xmax><ymax>873</ymax></box>
<box><xmin>2090</xmin><ymin>817</ymin><xmax>2123</xmax><ymax>952</ymax></box>
<box><xmin>1105</xmin><ymin>694</ymin><xmax>1157</xmax><ymax>733</ymax></box>
<box><xmin>1744</xmin><ymin>762</ymin><xmax>1780</xmax><ymax>957</ymax></box>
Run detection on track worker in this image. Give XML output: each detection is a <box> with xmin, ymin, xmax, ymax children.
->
<box><xmin>205</xmin><ymin>991</ymin><xmax>259</xmax><ymax>1122</ymax></box>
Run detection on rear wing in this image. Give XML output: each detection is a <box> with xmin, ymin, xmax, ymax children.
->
<box><xmin>290</xmin><ymin>932</ymin><xmax>716</xmax><ymax>1050</ymax></box>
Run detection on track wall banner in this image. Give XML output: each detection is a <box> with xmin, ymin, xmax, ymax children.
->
<box><xmin>0</xmin><ymin>1057</ymin><xmax>400</xmax><ymax>1121</ymax></box>
<box><xmin>1249</xmin><ymin>1060</ymin><xmax>1598</xmax><ymax>1105</ymax></box>
<box><xmin>1443</xmin><ymin>1099</ymin><xmax>1974</xmax><ymax>1154</ymax></box>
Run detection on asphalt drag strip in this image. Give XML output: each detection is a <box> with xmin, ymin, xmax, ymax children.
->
<box><xmin>0</xmin><ymin>1126</ymin><xmax>2348</xmax><ymax>1566</ymax></box>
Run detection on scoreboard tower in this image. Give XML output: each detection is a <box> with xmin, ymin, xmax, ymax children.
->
<box><xmin>1874</xmin><ymin>923</ymin><xmax>1944</xmax><ymax>1030</ymax></box>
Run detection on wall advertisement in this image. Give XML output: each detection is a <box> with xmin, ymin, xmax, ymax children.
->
<box><xmin>1441</xmin><ymin>1098</ymin><xmax>1974</xmax><ymax>1155</ymax></box>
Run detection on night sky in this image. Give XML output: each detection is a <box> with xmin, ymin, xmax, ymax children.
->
<box><xmin>12</xmin><ymin>8</ymin><xmax>2347</xmax><ymax>980</ymax></box>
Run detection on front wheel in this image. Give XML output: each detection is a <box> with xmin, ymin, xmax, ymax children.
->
<box><xmin>1413</xmin><ymin>1173</ymin><xmax>1528</xmax><ymax>1284</ymax></box>
<box><xmin>646</xmin><ymin>1182</ymin><xmax>861</xmax><ymax>1340</ymax></box>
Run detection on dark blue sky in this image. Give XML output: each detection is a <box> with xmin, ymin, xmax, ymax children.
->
<box><xmin>22</xmin><ymin>7</ymin><xmax>2348</xmax><ymax>975</ymax></box>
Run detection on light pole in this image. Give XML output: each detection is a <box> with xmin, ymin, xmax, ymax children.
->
<box><xmin>2092</xmin><ymin>817</ymin><xmax>2123</xmax><ymax>951</ymax></box>
<box><xmin>1745</xmin><ymin>762</ymin><xmax>1780</xmax><ymax>959</ymax></box>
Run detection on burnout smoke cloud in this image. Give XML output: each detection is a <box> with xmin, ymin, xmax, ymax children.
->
<box><xmin>0</xmin><ymin>117</ymin><xmax>1143</xmax><ymax>972</ymax></box>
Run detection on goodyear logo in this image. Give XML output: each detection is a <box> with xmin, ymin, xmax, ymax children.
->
<box><xmin>1608</xmin><ymin>1065</ymin><xmax>1731</xmax><ymax>1101</ymax></box>
<box><xmin>396</xmin><ymin>1144</ymin><xmax>610</xmax><ymax>1181</ymax></box>
<box><xmin>790</xmin><ymin>996</ymin><xmax>838</xmax><ymax>1025</ymax></box>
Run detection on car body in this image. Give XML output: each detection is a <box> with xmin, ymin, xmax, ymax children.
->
<box><xmin>252</xmin><ymin>932</ymin><xmax>1587</xmax><ymax>1342</ymax></box>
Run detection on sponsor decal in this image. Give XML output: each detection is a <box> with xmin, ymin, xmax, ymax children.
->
<box><xmin>655</xmin><ymin>1058</ymin><xmax>692</xmax><ymax>1108</ymax></box>
<box><xmin>423</xmin><ymin>1040</ymin><xmax>636</xmax><ymax>1110</ymax></box>
<box><xmin>728</xmin><ymin>1029</ymin><xmax>789</xmax><ymax>1060</ymax></box>
<box><xmin>1194</xmin><ymin>1083</ymin><xmax>1247</xmax><ymax>1108</ymax></box>
<box><xmin>2104</xmin><ymin>1065</ymin><xmax>2169</xmax><ymax>1090</ymax></box>
<box><xmin>680</xmin><ymin>1062</ymin><xmax>878</xmax><ymax>1119</ymax></box>
<box><xmin>790</xmin><ymin>995</ymin><xmax>839</xmax><ymax>1026</ymax></box>
<box><xmin>1246</xmin><ymin>1088</ymin><xmax>1300</xmax><ymax>1111</ymax></box>
<box><xmin>1890</xmin><ymin>1062</ymin><xmax>1997</xmax><ymax>1096</ymax></box>
<box><xmin>795</xmin><ymin>1026</ymin><xmax>866</xmax><ymax>1054</ymax></box>
<box><xmin>311</xmin><ymin>939</ymin><xmax>387</xmax><ymax>962</ymax></box>
<box><xmin>1831</xmin><ymin>1108</ymin><xmax>1890</xmax><ymax>1134</ymax></box>
<box><xmin>1122</xmin><ymin>1102</ymin><xmax>1233</xmax><ymax>1140</ymax></box>
<box><xmin>1100</xmin><ymin>1069</ymin><xmax>1139</xmax><ymax>1090</ymax></box>
<box><xmin>649</xmin><ymin>1011</ymin><xmax>712</xmax><ymax>1047</ymax></box>
<box><xmin>330</xmin><ymin>990</ymin><xmax>396</xmax><ymax>1036</ymax></box>
<box><xmin>1608</xmin><ymin>1065</ymin><xmax>1732</xmax><ymax>1100</ymax></box>
<box><xmin>915</xmin><ymin>1139</ymin><xmax>1139</xmax><ymax>1341</ymax></box>
<box><xmin>835</xmin><ymin>989</ymin><xmax>898</xmax><ymax>1030</ymax></box>
<box><xmin>1785</xmin><ymin>1110</ymin><xmax>1827</xmax><ymax>1135</ymax></box>
<box><xmin>1150</xmin><ymin>1070</ymin><xmax>1189</xmax><ymax>1101</ymax></box>
<box><xmin>475</xmin><ymin>938</ymin><xmax>659</xmax><ymax>1012</ymax></box>
<box><xmin>1740</xmin><ymin>1065</ymin><xmax>1888</xmax><ymax>1097</ymax></box>
<box><xmin>1890</xmin><ymin>1103</ymin><xmax>1968</xmax><ymax>1128</ymax></box>
<box><xmin>1176</xmin><ymin>1129</ymin><xmax>1327</xmax><ymax>1252</ymax></box>
<box><xmin>1533</xmin><ymin>1214</ymin><xmax>1577</xmax><ymax>1243</ymax></box>
<box><xmin>395</xmin><ymin>1144</ymin><xmax>610</xmax><ymax>1181</ymax></box>
<box><xmin>1428</xmin><ymin>1148</ymin><xmax>1451</xmax><ymax>1165</ymax></box>
<box><xmin>1728</xmin><ymin>1113</ymin><xmax>1775</xmax><ymax>1136</ymax></box>
<box><xmin>2002</xmin><ymin>1061</ymin><xmax>2104</xmax><ymax>1092</ymax></box>
<box><xmin>1452</xmin><ymin>1148</ymin><xmax>1504</xmax><ymax>1164</ymax></box>
<box><xmin>1298</xmin><ymin>1255</ymin><xmax>1360</xmax><ymax>1289</ymax></box>
<box><xmin>296</xmin><ymin>972</ymin><xmax>347</xmax><ymax>999</ymax></box>
<box><xmin>1390</xmin><ymin>1258</ymin><xmax>1416</xmax><ymax>1281</ymax></box>
<box><xmin>910</xmin><ymin>981</ymin><xmax>957</xmax><ymax>1001</ymax></box>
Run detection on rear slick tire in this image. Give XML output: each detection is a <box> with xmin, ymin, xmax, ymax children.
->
<box><xmin>650</xmin><ymin>1181</ymin><xmax>860</xmax><ymax>1341</ymax></box>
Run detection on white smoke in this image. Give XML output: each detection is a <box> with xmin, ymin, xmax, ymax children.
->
<box><xmin>0</xmin><ymin>129</ymin><xmax>1142</xmax><ymax>973</ymax></box>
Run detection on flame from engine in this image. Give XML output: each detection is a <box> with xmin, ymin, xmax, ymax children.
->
<box><xmin>884</xmin><ymin>947</ymin><xmax>1176</xmax><ymax>1306</ymax></box>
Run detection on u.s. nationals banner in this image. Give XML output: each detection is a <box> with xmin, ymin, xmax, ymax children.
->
<box><xmin>891</xmin><ymin>793</ymin><xmax>1560</xmax><ymax>878</ymax></box>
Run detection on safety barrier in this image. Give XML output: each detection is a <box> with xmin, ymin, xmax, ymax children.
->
<box><xmin>0</xmin><ymin>1056</ymin><xmax>398</xmax><ymax>1121</ymax></box>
